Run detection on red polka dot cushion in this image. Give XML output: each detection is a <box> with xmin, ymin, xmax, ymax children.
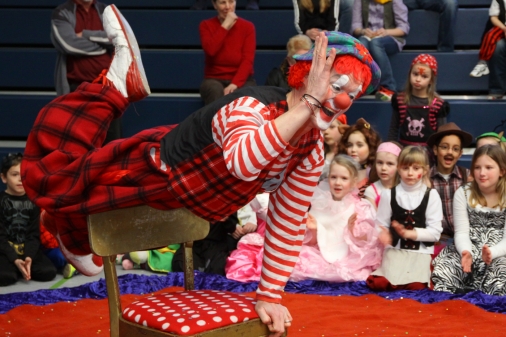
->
<box><xmin>122</xmin><ymin>290</ymin><xmax>259</xmax><ymax>335</ymax></box>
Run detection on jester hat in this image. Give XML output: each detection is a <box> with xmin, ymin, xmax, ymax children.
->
<box><xmin>293</xmin><ymin>31</ymin><xmax>381</xmax><ymax>95</ymax></box>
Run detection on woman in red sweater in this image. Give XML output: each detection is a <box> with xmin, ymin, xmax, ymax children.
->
<box><xmin>199</xmin><ymin>0</ymin><xmax>257</xmax><ymax>105</ymax></box>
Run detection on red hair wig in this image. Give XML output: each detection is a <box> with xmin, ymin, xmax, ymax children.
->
<box><xmin>287</xmin><ymin>55</ymin><xmax>372</xmax><ymax>98</ymax></box>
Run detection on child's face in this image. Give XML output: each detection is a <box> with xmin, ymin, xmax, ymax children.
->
<box><xmin>322</xmin><ymin>119</ymin><xmax>342</xmax><ymax>148</ymax></box>
<box><xmin>328</xmin><ymin>163</ymin><xmax>356</xmax><ymax>201</ymax></box>
<box><xmin>1</xmin><ymin>164</ymin><xmax>25</xmax><ymax>196</ymax></box>
<box><xmin>433</xmin><ymin>135</ymin><xmax>463</xmax><ymax>174</ymax></box>
<box><xmin>476</xmin><ymin>137</ymin><xmax>499</xmax><ymax>148</ymax></box>
<box><xmin>410</xmin><ymin>64</ymin><xmax>432</xmax><ymax>93</ymax></box>
<box><xmin>375</xmin><ymin>151</ymin><xmax>398</xmax><ymax>184</ymax></box>
<box><xmin>345</xmin><ymin>131</ymin><xmax>369</xmax><ymax>166</ymax></box>
<box><xmin>398</xmin><ymin>162</ymin><xmax>426</xmax><ymax>186</ymax></box>
<box><xmin>473</xmin><ymin>154</ymin><xmax>504</xmax><ymax>193</ymax></box>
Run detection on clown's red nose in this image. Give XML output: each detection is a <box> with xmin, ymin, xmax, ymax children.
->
<box><xmin>334</xmin><ymin>92</ymin><xmax>352</xmax><ymax>110</ymax></box>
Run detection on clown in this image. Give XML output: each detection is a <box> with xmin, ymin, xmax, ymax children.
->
<box><xmin>21</xmin><ymin>5</ymin><xmax>379</xmax><ymax>336</ymax></box>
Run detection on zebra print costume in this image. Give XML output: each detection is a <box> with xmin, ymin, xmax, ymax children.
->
<box><xmin>432</xmin><ymin>190</ymin><xmax>506</xmax><ymax>295</ymax></box>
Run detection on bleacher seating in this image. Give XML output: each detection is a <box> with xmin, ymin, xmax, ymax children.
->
<box><xmin>0</xmin><ymin>8</ymin><xmax>490</xmax><ymax>48</ymax></box>
<box><xmin>0</xmin><ymin>0</ymin><xmax>504</xmax><ymax>147</ymax></box>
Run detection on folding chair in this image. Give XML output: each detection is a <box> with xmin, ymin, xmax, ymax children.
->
<box><xmin>88</xmin><ymin>205</ymin><xmax>281</xmax><ymax>336</ymax></box>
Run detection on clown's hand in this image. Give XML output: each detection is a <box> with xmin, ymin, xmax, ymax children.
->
<box><xmin>305</xmin><ymin>31</ymin><xmax>336</xmax><ymax>103</ymax></box>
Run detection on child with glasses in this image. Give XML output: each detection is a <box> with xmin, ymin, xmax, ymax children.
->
<box><xmin>0</xmin><ymin>153</ymin><xmax>56</xmax><ymax>286</ymax></box>
<box><xmin>427</xmin><ymin>123</ymin><xmax>473</xmax><ymax>255</ymax></box>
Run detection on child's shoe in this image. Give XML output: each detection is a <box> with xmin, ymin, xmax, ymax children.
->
<box><xmin>375</xmin><ymin>86</ymin><xmax>394</xmax><ymax>101</ymax></box>
<box><xmin>469</xmin><ymin>62</ymin><xmax>489</xmax><ymax>77</ymax></box>
<box><xmin>101</xmin><ymin>4</ymin><xmax>150</xmax><ymax>102</ymax></box>
<box><xmin>63</xmin><ymin>263</ymin><xmax>77</xmax><ymax>279</ymax></box>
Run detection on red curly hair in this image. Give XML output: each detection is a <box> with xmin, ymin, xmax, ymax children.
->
<box><xmin>287</xmin><ymin>55</ymin><xmax>372</xmax><ymax>98</ymax></box>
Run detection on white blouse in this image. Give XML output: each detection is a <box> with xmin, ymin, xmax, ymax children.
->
<box><xmin>453</xmin><ymin>185</ymin><xmax>506</xmax><ymax>259</ymax></box>
<box><xmin>376</xmin><ymin>180</ymin><xmax>443</xmax><ymax>254</ymax></box>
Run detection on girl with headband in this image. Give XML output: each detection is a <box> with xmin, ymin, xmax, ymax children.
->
<box><xmin>364</xmin><ymin>141</ymin><xmax>403</xmax><ymax>209</ymax></box>
<box><xmin>387</xmin><ymin>54</ymin><xmax>450</xmax><ymax>160</ymax></box>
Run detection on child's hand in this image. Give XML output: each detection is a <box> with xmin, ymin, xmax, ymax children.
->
<box><xmin>14</xmin><ymin>258</ymin><xmax>31</xmax><ymax>280</ymax></box>
<box><xmin>306</xmin><ymin>213</ymin><xmax>317</xmax><ymax>231</ymax></box>
<box><xmin>347</xmin><ymin>213</ymin><xmax>357</xmax><ymax>232</ymax></box>
<box><xmin>348</xmin><ymin>213</ymin><xmax>367</xmax><ymax>240</ymax></box>
<box><xmin>242</xmin><ymin>222</ymin><xmax>258</xmax><ymax>234</ymax></box>
<box><xmin>231</xmin><ymin>225</ymin><xmax>245</xmax><ymax>240</ymax></box>
<box><xmin>482</xmin><ymin>245</ymin><xmax>493</xmax><ymax>265</ymax></box>
<box><xmin>391</xmin><ymin>220</ymin><xmax>417</xmax><ymax>241</ymax></box>
<box><xmin>378</xmin><ymin>226</ymin><xmax>392</xmax><ymax>246</ymax></box>
<box><xmin>461</xmin><ymin>250</ymin><xmax>472</xmax><ymax>273</ymax></box>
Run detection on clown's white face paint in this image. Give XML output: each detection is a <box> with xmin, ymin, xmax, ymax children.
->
<box><xmin>313</xmin><ymin>72</ymin><xmax>363</xmax><ymax>130</ymax></box>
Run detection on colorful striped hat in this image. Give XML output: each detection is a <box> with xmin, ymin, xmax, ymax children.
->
<box><xmin>293</xmin><ymin>31</ymin><xmax>381</xmax><ymax>95</ymax></box>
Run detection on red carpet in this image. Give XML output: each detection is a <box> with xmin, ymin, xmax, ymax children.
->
<box><xmin>1</xmin><ymin>287</ymin><xmax>506</xmax><ymax>336</ymax></box>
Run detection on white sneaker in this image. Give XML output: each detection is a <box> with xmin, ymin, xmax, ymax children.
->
<box><xmin>469</xmin><ymin>63</ymin><xmax>489</xmax><ymax>77</ymax></box>
<box><xmin>102</xmin><ymin>5</ymin><xmax>150</xmax><ymax>102</ymax></box>
<box><xmin>57</xmin><ymin>233</ymin><xmax>104</xmax><ymax>276</ymax></box>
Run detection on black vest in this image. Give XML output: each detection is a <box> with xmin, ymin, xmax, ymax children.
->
<box><xmin>390</xmin><ymin>186</ymin><xmax>434</xmax><ymax>250</ymax></box>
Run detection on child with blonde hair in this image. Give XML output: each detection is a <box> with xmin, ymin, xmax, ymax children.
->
<box><xmin>364</xmin><ymin>141</ymin><xmax>403</xmax><ymax>209</ymax></box>
<box><xmin>291</xmin><ymin>155</ymin><xmax>382</xmax><ymax>282</ymax></box>
<box><xmin>432</xmin><ymin>145</ymin><xmax>506</xmax><ymax>294</ymax></box>
<box><xmin>367</xmin><ymin>146</ymin><xmax>443</xmax><ymax>291</ymax></box>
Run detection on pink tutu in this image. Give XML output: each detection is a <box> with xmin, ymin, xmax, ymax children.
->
<box><xmin>290</xmin><ymin>182</ymin><xmax>383</xmax><ymax>282</ymax></box>
<box><xmin>225</xmin><ymin>220</ymin><xmax>266</xmax><ymax>282</ymax></box>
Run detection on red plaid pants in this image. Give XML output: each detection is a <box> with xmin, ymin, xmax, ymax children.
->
<box><xmin>22</xmin><ymin>83</ymin><xmax>181</xmax><ymax>255</ymax></box>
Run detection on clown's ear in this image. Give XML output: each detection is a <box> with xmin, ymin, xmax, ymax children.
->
<box><xmin>338</xmin><ymin>124</ymin><xmax>350</xmax><ymax>135</ymax></box>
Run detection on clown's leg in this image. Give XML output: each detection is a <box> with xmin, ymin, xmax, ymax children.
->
<box><xmin>41</xmin><ymin>211</ymin><xmax>103</xmax><ymax>276</ymax></box>
<box><xmin>24</xmin><ymin>7</ymin><xmax>154</xmax><ymax>276</ymax></box>
<box><xmin>96</xmin><ymin>4</ymin><xmax>150</xmax><ymax>102</ymax></box>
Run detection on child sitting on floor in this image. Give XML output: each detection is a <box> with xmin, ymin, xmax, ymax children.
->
<box><xmin>338</xmin><ymin>118</ymin><xmax>382</xmax><ymax>196</ymax></box>
<box><xmin>427</xmin><ymin>123</ymin><xmax>473</xmax><ymax>255</ymax></box>
<box><xmin>0</xmin><ymin>153</ymin><xmax>56</xmax><ymax>286</ymax></box>
<box><xmin>290</xmin><ymin>154</ymin><xmax>382</xmax><ymax>282</ymax></box>
<box><xmin>367</xmin><ymin>146</ymin><xmax>443</xmax><ymax>291</ymax></box>
<box><xmin>364</xmin><ymin>141</ymin><xmax>403</xmax><ymax>209</ymax></box>
<box><xmin>432</xmin><ymin>145</ymin><xmax>506</xmax><ymax>295</ymax></box>
<box><xmin>476</xmin><ymin>131</ymin><xmax>506</xmax><ymax>151</ymax></box>
<box><xmin>225</xmin><ymin>193</ymin><xmax>269</xmax><ymax>282</ymax></box>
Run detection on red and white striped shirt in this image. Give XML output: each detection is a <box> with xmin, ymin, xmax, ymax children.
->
<box><xmin>212</xmin><ymin>96</ymin><xmax>324</xmax><ymax>302</ymax></box>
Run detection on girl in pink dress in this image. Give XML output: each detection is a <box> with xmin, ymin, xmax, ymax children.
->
<box><xmin>290</xmin><ymin>155</ymin><xmax>383</xmax><ymax>282</ymax></box>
